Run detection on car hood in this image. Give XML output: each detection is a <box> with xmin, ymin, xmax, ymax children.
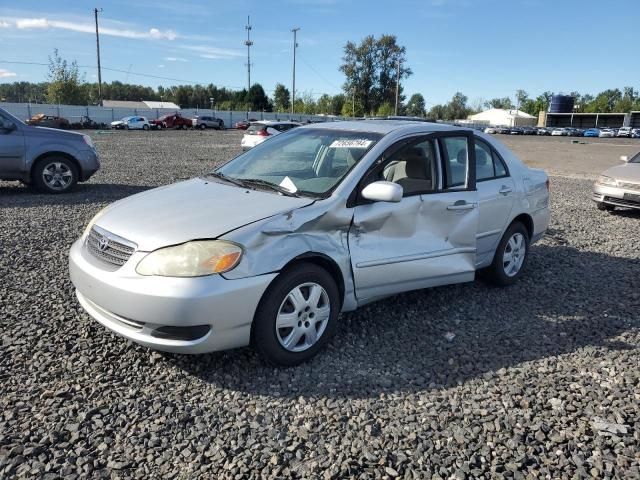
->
<box><xmin>26</xmin><ymin>125</ymin><xmax>85</xmax><ymax>140</ymax></box>
<box><xmin>94</xmin><ymin>178</ymin><xmax>315</xmax><ymax>251</ymax></box>
<box><xmin>602</xmin><ymin>163</ymin><xmax>640</xmax><ymax>183</ymax></box>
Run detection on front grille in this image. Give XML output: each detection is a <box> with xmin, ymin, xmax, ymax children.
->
<box><xmin>86</xmin><ymin>226</ymin><xmax>136</xmax><ymax>267</ymax></box>
<box><xmin>617</xmin><ymin>181</ymin><xmax>640</xmax><ymax>192</ymax></box>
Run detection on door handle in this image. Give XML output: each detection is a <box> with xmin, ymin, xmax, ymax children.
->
<box><xmin>446</xmin><ymin>201</ymin><xmax>477</xmax><ymax>211</ymax></box>
<box><xmin>499</xmin><ymin>185</ymin><xmax>513</xmax><ymax>195</ymax></box>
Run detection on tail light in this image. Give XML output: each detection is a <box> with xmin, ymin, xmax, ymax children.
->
<box><xmin>256</xmin><ymin>129</ymin><xmax>270</xmax><ymax>137</ymax></box>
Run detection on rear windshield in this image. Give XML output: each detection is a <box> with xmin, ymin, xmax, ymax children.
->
<box><xmin>247</xmin><ymin>124</ymin><xmax>267</xmax><ymax>132</ymax></box>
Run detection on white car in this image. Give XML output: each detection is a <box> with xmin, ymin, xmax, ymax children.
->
<box><xmin>484</xmin><ymin>127</ymin><xmax>497</xmax><ymax>134</ymax></box>
<box><xmin>550</xmin><ymin>128</ymin><xmax>567</xmax><ymax>136</ymax></box>
<box><xmin>599</xmin><ymin>129</ymin><xmax>615</xmax><ymax>138</ymax></box>
<box><xmin>110</xmin><ymin>116</ymin><xmax>150</xmax><ymax>131</ymax></box>
<box><xmin>240</xmin><ymin>121</ymin><xmax>301</xmax><ymax>150</ymax></box>
<box><xmin>616</xmin><ymin>127</ymin><xmax>632</xmax><ymax>138</ymax></box>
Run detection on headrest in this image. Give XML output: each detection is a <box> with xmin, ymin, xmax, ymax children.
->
<box><xmin>456</xmin><ymin>149</ymin><xmax>467</xmax><ymax>164</ymax></box>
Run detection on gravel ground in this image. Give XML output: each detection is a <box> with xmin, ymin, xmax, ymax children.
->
<box><xmin>1</xmin><ymin>130</ymin><xmax>639</xmax><ymax>479</ymax></box>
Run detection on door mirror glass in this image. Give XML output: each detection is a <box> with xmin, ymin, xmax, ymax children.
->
<box><xmin>361</xmin><ymin>181</ymin><xmax>403</xmax><ymax>203</ymax></box>
<box><xmin>1</xmin><ymin>119</ymin><xmax>16</xmax><ymax>131</ymax></box>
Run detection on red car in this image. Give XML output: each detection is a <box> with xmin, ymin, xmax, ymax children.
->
<box><xmin>234</xmin><ymin>118</ymin><xmax>258</xmax><ymax>130</ymax></box>
<box><xmin>150</xmin><ymin>113</ymin><xmax>192</xmax><ymax>130</ymax></box>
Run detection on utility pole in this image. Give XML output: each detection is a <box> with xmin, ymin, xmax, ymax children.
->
<box><xmin>291</xmin><ymin>27</ymin><xmax>300</xmax><ymax>114</ymax></box>
<box><xmin>394</xmin><ymin>59</ymin><xmax>400</xmax><ymax>116</ymax></box>
<box><xmin>94</xmin><ymin>8</ymin><xmax>103</xmax><ymax>106</ymax></box>
<box><xmin>244</xmin><ymin>16</ymin><xmax>253</xmax><ymax>93</ymax></box>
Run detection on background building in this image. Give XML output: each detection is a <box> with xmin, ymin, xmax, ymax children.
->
<box><xmin>468</xmin><ymin>108</ymin><xmax>536</xmax><ymax>127</ymax></box>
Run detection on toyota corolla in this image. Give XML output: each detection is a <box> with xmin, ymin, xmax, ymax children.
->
<box><xmin>69</xmin><ymin>121</ymin><xmax>550</xmax><ymax>366</ymax></box>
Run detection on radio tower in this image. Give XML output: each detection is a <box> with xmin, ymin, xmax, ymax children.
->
<box><xmin>244</xmin><ymin>16</ymin><xmax>253</xmax><ymax>92</ymax></box>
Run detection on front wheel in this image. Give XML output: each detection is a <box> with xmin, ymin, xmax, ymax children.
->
<box><xmin>253</xmin><ymin>262</ymin><xmax>340</xmax><ymax>366</ymax></box>
<box><xmin>142</xmin><ymin>124</ymin><xmax>149</xmax><ymax>131</ymax></box>
<box><xmin>33</xmin><ymin>157</ymin><xmax>78</xmax><ymax>194</ymax></box>
<box><xmin>485</xmin><ymin>222</ymin><xmax>530</xmax><ymax>286</ymax></box>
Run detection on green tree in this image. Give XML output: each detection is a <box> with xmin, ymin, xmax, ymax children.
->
<box><xmin>246</xmin><ymin>84</ymin><xmax>271</xmax><ymax>111</ymax></box>
<box><xmin>515</xmin><ymin>89</ymin><xmax>528</xmax><ymax>108</ymax></box>
<box><xmin>46</xmin><ymin>49</ymin><xmax>86</xmax><ymax>105</ymax></box>
<box><xmin>485</xmin><ymin>97</ymin><xmax>514</xmax><ymax>110</ymax></box>
<box><xmin>330</xmin><ymin>94</ymin><xmax>346</xmax><ymax>116</ymax></box>
<box><xmin>273</xmin><ymin>83</ymin><xmax>291</xmax><ymax>112</ymax></box>
<box><xmin>427</xmin><ymin>104</ymin><xmax>447</xmax><ymax>120</ymax></box>
<box><xmin>340</xmin><ymin>34</ymin><xmax>411</xmax><ymax>115</ymax></box>
<box><xmin>447</xmin><ymin>92</ymin><xmax>470</xmax><ymax>120</ymax></box>
<box><xmin>376</xmin><ymin>102</ymin><xmax>394</xmax><ymax>116</ymax></box>
<box><xmin>405</xmin><ymin>93</ymin><xmax>426</xmax><ymax>117</ymax></box>
<box><xmin>316</xmin><ymin>94</ymin><xmax>332</xmax><ymax>114</ymax></box>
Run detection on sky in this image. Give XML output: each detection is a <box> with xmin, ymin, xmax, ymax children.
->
<box><xmin>0</xmin><ymin>0</ymin><xmax>638</xmax><ymax>106</ymax></box>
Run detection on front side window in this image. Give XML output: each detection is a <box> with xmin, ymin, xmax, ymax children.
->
<box><xmin>440</xmin><ymin>136</ymin><xmax>469</xmax><ymax>188</ymax></box>
<box><xmin>381</xmin><ymin>139</ymin><xmax>436</xmax><ymax>196</ymax></box>
<box><xmin>217</xmin><ymin>128</ymin><xmax>382</xmax><ymax>196</ymax></box>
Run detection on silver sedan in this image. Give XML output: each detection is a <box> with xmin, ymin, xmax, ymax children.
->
<box><xmin>69</xmin><ymin>121</ymin><xmax>550</xmax><ymax>365</ymax></box>
<box><xmin>593</xmin><ymin>151</ymin><xmax>640</xmax><ymax>211</ymax></box>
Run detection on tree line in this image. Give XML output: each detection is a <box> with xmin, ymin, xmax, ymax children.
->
<box><xmin>1</xmin><ymin>47</ymin><xmax>639</xmax><ymax>119</ymax></box>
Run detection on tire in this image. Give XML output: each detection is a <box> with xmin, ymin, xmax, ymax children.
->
<box><xmin>597</xmin><ymin>202</ymin><xmax>615</xmax><ymax>212</ymax></box>
<box><xmin>125</xmin><ymin>125</ymin><xmax>130</xmax><ymax>130</ymax></box>
<box><xmin>485</xmin><ymin>221</ymin><xmax>530</xmax><ymax>286</ymax></box>
<box><xmin>199</xmin><ymin>124</ymin><xmax>206</xmax><ymax>130</ymax></box>
<box><xmin>252</xmin><ymin>262</ymin><xmax>340</xmax><ymax>366</ymax></box>
<box><xmin>143</xmin><ymin>124</ymin><xmax>150</xmax><ymax>131</ymax></box>
<box><xmin>32</xmin><ymin>156</ymin><xmax>78</xmax><ymax>194</ymax></box>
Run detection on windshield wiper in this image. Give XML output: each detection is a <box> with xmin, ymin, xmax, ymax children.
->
<box><xmin>240</xmin><ymin>178</ymin><xmax>301</xmax><ymax>197</ymax></box>
<box><xmin>205</xmin><ymin>172</ymin><xmax>247</xmax><ymax>188</ymax></box>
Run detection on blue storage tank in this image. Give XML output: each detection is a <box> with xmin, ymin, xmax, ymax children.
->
<box><xmin>549</xmin><ymin>95</ymin><xmax>574</xmax><ymax>113</ymax></box>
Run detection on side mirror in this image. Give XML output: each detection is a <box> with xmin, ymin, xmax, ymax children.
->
<box><xmin>361</xmin><ymin>181</ymin><xmax>403</xmax><ymax>203</ymax></box>
<box><xmin>620</xmin><ymin>155</ymin><xmax>629</xmax><ymax>163</ymax></box>
<box><xmin>1</xmin><ymin>120</ymin><xmax>16</xmax><ymax>132</ymax></box>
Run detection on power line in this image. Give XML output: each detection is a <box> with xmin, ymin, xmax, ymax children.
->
<box><xmin>0</xmin><ymin>59</ymin><xmax>338</xmax><ymax>97</ymax></box>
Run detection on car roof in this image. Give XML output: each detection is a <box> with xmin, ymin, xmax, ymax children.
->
<box><xmin>252</xmin><ymin>120</ymin><xmax>300</xmax><ymax>125</ymax></box>
<box><xmin>297</xmin><ymin>119</ymin><xmax>472</xmax><ymax>135</ymax></box>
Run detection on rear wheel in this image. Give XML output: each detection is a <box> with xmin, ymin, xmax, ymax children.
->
<box><xmin>253</xmin><ymin>262</ymin><xmax>339</xmax><ymax>366</ymax></box>
<box><xmin>199</xmin><ymin>124</ymin><xmax>206</xmax><ymax>130</ymax></box>
<box><xmin>33</xmin><ymin>156</ymin><xmax>78</xmax><ymax>194</ymax></box>
<box><xmin>485</xmin><ymin>222</ymin><xmax>529</xmax><ymax>286</ymax></box>
<box><xmin>142</xmin><ymin>124</ymin><xmax>150</xmax><ymax>131</ymax></box>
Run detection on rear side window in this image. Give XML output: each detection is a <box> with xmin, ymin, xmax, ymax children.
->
<box><xmin>475</xmin><ymin>139</ymin><xmax>508</xmax><ymax>181</ymax></box>
<box><xmin>440</xmin><ymin>136</ymin><xmax>469</xmax><ymax>188</ymax></box>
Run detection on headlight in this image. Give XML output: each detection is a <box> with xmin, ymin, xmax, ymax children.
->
<box><xmin>597</xmin><ymin>175</ymin><xmax>617</xmax><ymax>186</ymax></box>
<box><xmin>136</xmin><ymin>241</ymin><xmax>242</xmax><ymax>277</ymax></box>
<box><xmin>82</xmin><ymin>135</ymin><xmax>94</xmax><ymax>149</ymax></box>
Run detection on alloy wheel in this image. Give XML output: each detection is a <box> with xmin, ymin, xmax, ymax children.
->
<box><xmin>42</xmin><ymin>162</ymin><xmax>73</xmax><ymax>191</ymax></box>
<box><xmin>503</xmin><ymin>232</ymin><xmax>526</xmax><ymax>277</ymax></box>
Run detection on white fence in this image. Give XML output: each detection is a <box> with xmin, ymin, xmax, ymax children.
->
<box><xmin>0</xmin><ymin>102</ymin><xmax>346</xmax><ymax>128</ymax></box>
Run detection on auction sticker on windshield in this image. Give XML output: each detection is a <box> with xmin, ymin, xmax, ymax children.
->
<box><xmin>329</xmin><ymin>139</ymin><xmax>373</xmax><ymax>149</ymax></box>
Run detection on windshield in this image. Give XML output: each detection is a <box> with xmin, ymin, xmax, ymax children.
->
<box><xmin>0</xmin><ymin>108</ymin><xmax>25</xmax><ymax>126</ymax></box>
<box><xmin>216</xmin><ymin>127</ymin><xmax>382</xmax><ymax>196</ymax></box>
<box><xmin>629</xmin><ymin>152</ymin><xmax>640</xmax><ymax>164</ymax></box>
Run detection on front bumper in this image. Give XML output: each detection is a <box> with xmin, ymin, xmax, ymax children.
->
<box><xmin>69</xmin><ymin>238</ymin><xmax>276</xmax><ymax>353</ymax></box>
<box><xmin>593</xmin><ymin>183</ymin><xmax>640</xmax><ymax>210</ymax></box>
<box><xmin>77</xmin><ymin>149</ymin><xmax>100</xmax><ymax>181</ymax></box>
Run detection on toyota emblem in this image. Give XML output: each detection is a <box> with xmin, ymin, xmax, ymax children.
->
<box><xmin>98</xmin><ymin>237</ymin><xmax>109</xmax><ymax>252</ymax></box>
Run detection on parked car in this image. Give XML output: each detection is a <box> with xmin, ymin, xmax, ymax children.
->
<box><xmin>111</xmin><ymin>116</ymin><xmax>150</xmax><ymax>130</ymax></box>
<box><xmin>632</xmin><ymin>129</ymin><xmax>640</xmax><ymax>139</ymax></box>
<box><xmin>483</xmin><ymin>126</ymin><xmax>497</xmax><ymax>134</ymax></box>
<box><xmin>240</xmin><ymin>121</ymin><xmax>301</xmax><ymax>150</ymax></box>
<box><xmin>566</xmin><ymin>127</ymin><xmax>584</xmax><ymax>137</ymax></box>
<box><xmin>593</xmin><ymin>150</ymin><xmax>640</xmax><ymax>211</ymax></box>
<box><xmin>496</xmin><ymin>126</ymin><xmax>511</xmax><ymax>134</ymax></box>
<box><xmin>520</xmin><ymin>126</ymin><xmax>536</xmax><ymax>135</ymax></box>
<box><xmin>192</xmin><ymin>116</ymin><xmax>225</xmax><ymax>130</ymax></box>
<box><xmin>536</xmin><ymin>127</ymin><xmax>551</xmax><ymax>136</ymax></box>
<box><xmin>69</xmin><ymin>120</ymin><xmax>550</xmax><ymax>365</ymax></box>
<box><xmin>70</xmin><ymin>116</ymin><xmax>105</xmax><ymax>130</ymax></box>
<box><xmin>599</xmin><ymin>129</ymin><xmax>615</xmax><ymax>138</ymax></box>
<box><xmin>150</xmin><ymin>113</ymin><xmax>191</xmax><ymax>130</ymax></box>
<box><xmin>584</xmin><ymin>128</ymin><xmax>600</xmax><ymax>137</ymax></box>
<box><xmin>551</xmin><ymin>128</ymin><xmax>568</xmax><ymax>136</ymax></box>
<box><xmin>25</xmin><ymin>113</ymin><xmax>70</xmax><ymax>130</ymax></box>
<box><xmin>0</xmin><ymin>107</ymin><xmax>99</xmax><ymax>193</ymax></box>
<box><xmin>617</xmin><ymin>127</ymin><xmax>633</xmax><ymax>138</ymax></box>
<box><xmin>235</xmin><ymin>118</ymin><xmax>258</xmax><ymax>130</ymax></box>
<box><xmin>509</xmin><ymin>127</ymin><xmax>523</xmax><ymax>135</ymax></box>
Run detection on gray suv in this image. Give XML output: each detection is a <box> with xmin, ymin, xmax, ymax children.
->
<box><xmin>192</xmin><ymin>115</ymin><xmax>224</xmax><ymax>130</ymax></box>
<box><xmin>0</xmin><ymin>107</ymin><xmax>100</xmax><ymax>193</ymax></box>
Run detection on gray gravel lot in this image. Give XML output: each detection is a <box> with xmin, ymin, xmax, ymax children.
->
<box><xmin>1</xmin><ymin>130</ymin><xmax>639</xmax><ymax>479</ymax></box>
